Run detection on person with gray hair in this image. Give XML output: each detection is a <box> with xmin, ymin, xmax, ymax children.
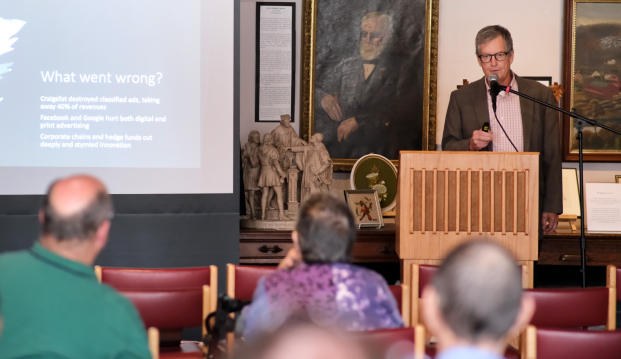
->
<box><xmin>0</xmin><ymin>175</ymin><xmax>151</xmax><ymax>359</ymax></box>
<box><xmin>239</xmin><ymin>193</ymin><xmax>403</xmax><ymax>341</ymax></box>
<box><xmin>442</xmin><ymin>25</ymin><xmax>562</xmax><ymax>239</ymax></box>
<box><xmin>422</xmin><ymin>241</ymin><xmax>535</xmax><ymax>359</ymax></box>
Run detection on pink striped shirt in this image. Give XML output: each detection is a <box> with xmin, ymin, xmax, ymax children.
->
<box><xmin>485</xmin><ymin>74</ymin><xmax>523</xmax><ymax>152</ymax></box>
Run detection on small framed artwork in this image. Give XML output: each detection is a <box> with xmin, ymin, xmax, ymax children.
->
<box><xmin>344</xmin><ymin>189</ymin><xmax>383</xmax><ymax>229</ymax></box>
<box><xmin>616</xmin><ymin>175</ymin><xmax>621</xmax><ymax>183</ymax></box>
<box><xmin>350</xmin><ymin>154</ymin><xmax>398</xmax><ymax>212</ymax></box>
<box><xmin>562</xmin><ymin>168</ymin><xmax>581</xmax><ymax>216</ymax></box>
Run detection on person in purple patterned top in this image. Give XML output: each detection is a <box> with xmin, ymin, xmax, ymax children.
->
<box><xmin>238</xmin><ymin>193</ymin><xmax>403</xmax><ymax>340</ymax></box>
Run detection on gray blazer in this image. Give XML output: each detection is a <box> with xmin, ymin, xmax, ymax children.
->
<box><xmin>442</xmin><ymin>75</ymin><xmax>563</xmax><ymax>215</ymax></box>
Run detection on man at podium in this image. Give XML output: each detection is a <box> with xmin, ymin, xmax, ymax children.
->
<box><xmin>441</xmin><ymin>25</ymin><xmax>562</xmax><ymax>237</ymax></box>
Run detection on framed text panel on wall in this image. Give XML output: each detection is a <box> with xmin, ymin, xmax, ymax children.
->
<box><xmin>255</xmin><ymin>2</ymin><xmax>296</xmax><ymax>122</ymax></box>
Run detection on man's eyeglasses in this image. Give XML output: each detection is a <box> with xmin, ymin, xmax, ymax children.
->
<box><xmin>478</xmin><ymin>52</ymin><xmax>510</xmax><ymax>63</ymax></box>
<box><xmin>361</xmin><ymin>31</ymin><xmax>382</xmax><ymax>40</ymax></box>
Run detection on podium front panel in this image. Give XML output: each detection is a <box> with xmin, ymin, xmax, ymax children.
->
<box><xmin>396</xmin><ymin>151</ymin><xmax>539</xmax><ymax>261</ymax></box>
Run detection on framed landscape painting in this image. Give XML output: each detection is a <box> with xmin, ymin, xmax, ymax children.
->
<box><xmin>563</xmin><ymin>0</ymin><xmax>621</xmax><ymax>161</ymax></box>
<box><xmin>300</xmin><ymin>0</ymin><xmax>438</xmax><ymax>171</ymax></box>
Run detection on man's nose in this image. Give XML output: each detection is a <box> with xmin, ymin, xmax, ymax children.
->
<box><xmin>490</xmin><ymin>56</ymin><xmax>498</xmax><ymax>66</ymax></box>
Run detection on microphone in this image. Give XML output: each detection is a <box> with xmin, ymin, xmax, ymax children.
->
<box><xmin>486</xmin><ymin>74</ymin><xmax>518</xmax><ymax>152</ymax></box>
<box><xmin>489</xmin><ymin>74</ymin><xmax>500</xmax><ymax>113</ymax></box>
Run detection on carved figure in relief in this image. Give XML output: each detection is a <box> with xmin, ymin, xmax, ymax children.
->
<box><xmin>258</xmin><ymin>133</ymin><xmax>287</xmax><ymax>220</ymax></box>
<box><xmin>271</xmin><ymin>114</ymin><xmax>306</xmax><ymax>169</ymax></box>
<box><xmin>242</xmin><ymin>130</ymin><xmax>261</xmax><ymax>219</ymax></box>
<box><xmin>287</xmin><ymin>133</ymin><xmax>333</xmax><ymax>202</ymax></box>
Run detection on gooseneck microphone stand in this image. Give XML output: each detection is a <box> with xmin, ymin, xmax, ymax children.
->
<box><xmin>492</xmin><ymin>82</ymin><xmax>621</xmax><ymax>288</ymax></box>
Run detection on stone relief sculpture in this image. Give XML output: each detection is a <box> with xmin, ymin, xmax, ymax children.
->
<box><xmin>241</xmin><ymin>115</ymin><xmax>334</xmax><ymax>229</ymax></box>
<box><xmin>257</xmin><ymin>133</ymin><xmax>287</xmax><ymax>220</ymax></box>
<box><xmin>241</xmin><ymin>130</ymin><xmax>261</xmax><ymax>219</ymax></box>
<box><xmin>287</xmin><ymin>133</ymin><xmax>333</xmax><ymax>203</ymax></box>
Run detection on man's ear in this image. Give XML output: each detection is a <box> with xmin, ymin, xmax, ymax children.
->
<box><xmin>421</xmin><ymin>285</ymin><xmax>444</xmax><ymax>336</ymax></box>
<box><xmin>291</xmin><ymin>230</ymin><xmax>301</xmax><ymax>252</ymax></box>
<box><xmin>93</xmin><ymin>220</ymin><xmax>110</xmax><ymax>252</ymax></box>
<box><xmin>508</xmin><ymin>293</ymin><xmax>535</xmax><ymax>337</ymax></box>
<box><xmin>38</xmin><ymin>209</ymin><xmax>44</xmax><ymax>225</ymax></box>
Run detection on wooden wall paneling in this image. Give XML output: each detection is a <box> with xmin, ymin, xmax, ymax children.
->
<box><xmin>502</xmin><ymin>169</ymin><xmax>506</xmax><ymax>235</ymax></box>
<box><xmin>467</xmin><ymin>169</ymin><xmax>472</xmax><ymax>235</ymax></box>
<box><xmin>448</xmin><ymin>170</ymin><xmax>456</xmax><ymax>232</ymax></box>
<box><xmin>456</xmin><ymin>169</ymin><xmax>460</xmax><ymax>235</ymax></box>
<box><xmin>490</xmin><ymin>169</ymin><xmax>495</xmax><ymax>235</ymax></box>
<box><xmin>426</xmin><ymin>170</ymin><xmax>434</xmax><ymax>232</ymax></box>
<box><xmin>421</xmin><ymin>169</ymin><xmax>426</xmax><ymax>234</ymax></box>
<box><xmin>433</xmin><ymin>169</ymin><xmax>437</xmax><ymax>234</ymax></box>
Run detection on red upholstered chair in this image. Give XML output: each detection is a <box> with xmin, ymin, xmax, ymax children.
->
<box><xmin>411</xmin><ymin>264</ymin><xmax>439</xmax><ymax>326</ymax></box>
<box><xmin>388</xmin><ymin>284</ymin><xmax>411</xmax><ymax>326</ymax></box>
<box><xmin>226</xmin><ymin>264</ymin><xmax>276</xmax><ymax>301</ymax></box>
<box><xmin>524</xmin><ymin>325</ymin><xmax>621</xmax><ymax>359</ymax></box>
<box><xmin>95</xmin><ymin>266</ymin><xmax>217</xmax><ymax>359</ymax></box>
<box><xmin>526</xmin><ymin>286</ymin><xmax>616</xmax><ymax>330</ymax></box>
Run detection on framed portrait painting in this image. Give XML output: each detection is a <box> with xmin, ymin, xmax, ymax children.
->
<box><xmin>563</xmin><ymin>0</ymin><xmax>621</xmax><ymax>161</ymax></box>
<box><xmin>301</xmin><ymin>0</ymin><xmax>439</xmax><ymax>171</ymax></box>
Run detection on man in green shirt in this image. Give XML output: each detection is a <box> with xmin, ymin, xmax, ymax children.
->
<box><xmin>0</xmin><ymin>175</ymin><xmax>151</xmax><ymax>359</ymax></box>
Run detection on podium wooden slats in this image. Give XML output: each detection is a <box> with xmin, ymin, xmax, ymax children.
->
<box><xmin>396</xmin><ymin>152</ymin><xmax>539</xmax><ymax>262</ymax></box>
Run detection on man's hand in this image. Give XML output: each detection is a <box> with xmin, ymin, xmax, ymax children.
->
<box><xmin>321</xmin><ymin>94</ymin><xmax>343</xmax><ymax>122</ymax></box>
<box><xmin>278</xmin><ymin>247</ymin><xmax>302</xmax><ymax>270</ymax></box>
<box><xmin>337</xmin><ymin>118</ymin><xmax>359</xmax><ymax>142</ymax></box>
<box><xmin>542</xmin><ymin>212</ymin><xmax>559</xmax><ymax>235</ymax></box>
<box><xmin>469</xmin><ymin>130</ymin><xmax>493</xmax><ymax>151</ymax></box>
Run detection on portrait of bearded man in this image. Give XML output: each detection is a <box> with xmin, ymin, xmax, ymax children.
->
<box><xmin>313</xmin><ymin>2</ymin><xmax>425</xmax><ymax>160</ymax></box>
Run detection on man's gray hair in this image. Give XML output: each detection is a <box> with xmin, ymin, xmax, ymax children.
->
<box><xmin>296</xmin><ymin>193</ymin><xmax>356</xmax><ymax>263</ymax></box>
<box><xmin>41</xmin><ymin>181</ymin><xmax>113</xmax><ymax>241</ymax></box>
<box><xmin>432</xmin><ymin>241</ymin><xmax>522</xmax><ymax>342</ymax></box>
<box><xmin>361</xmin><ymin>11</ymin><xmax>393</xmax><ymax>35</ymax></box>
<box><xmin>475</xmin><ymin>25</ymin><xmax>513</xmax><ymax>55</ymax></box>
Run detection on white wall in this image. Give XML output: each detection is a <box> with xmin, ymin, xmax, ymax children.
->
<box><xmin>436</xmin><ymin>0</ymin><xmax>621</xmax><ymax>181</ymax></box>
<box><xmin>436</xmin><ymin>0</ymin><xmax>564</xmax><ymax>147</ymax></box>
<box><xmin>239</xmin><ymin>0</ymin><xmax>621</xmax><ymax>188</ymax></box>
<box><xmin>239</xmin><ymin>0</ymin><xmax>302</xmax><ymax>144</ymax></box>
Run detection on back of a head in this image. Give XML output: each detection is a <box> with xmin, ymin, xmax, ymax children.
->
<box><xmin>41</xmin><ymin>175</ymin><xmax>113</xmax><ymax>242</ymax></box>
<box><xmin>432</xmin><ymin>241</ymin><xmax>522</xmax><ymax>342</ymax></box>
<box><xmin>296</xmin><ymin>193</ymin><xmax>356</xmax><ymax>263</ymax></box>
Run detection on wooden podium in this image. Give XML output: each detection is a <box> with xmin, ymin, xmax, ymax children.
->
<box><xmin>396</xmin><ymin>152</ymin><xmax>539</xmax><ymax>288</ymax></box>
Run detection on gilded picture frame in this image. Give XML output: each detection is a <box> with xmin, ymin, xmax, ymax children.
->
<box><xmin>301</xmin><ymin>0</ymin><xmax>439</xmax><ymax>171</ymax></box>
<box><xmin>562</xmin><ymin>0</ymin><xmax>621</xmax><ymax>161</ymax></box>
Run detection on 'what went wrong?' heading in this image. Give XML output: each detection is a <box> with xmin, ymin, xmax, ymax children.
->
<box><xmin>41</xmin><ymin>71</ymin><xmax>163</xmax><ymax>86</ymax></box>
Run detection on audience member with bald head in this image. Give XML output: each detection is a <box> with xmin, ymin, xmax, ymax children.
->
<box><xmin>0</xmin><ymin>175</ymin><xmax>151</xmax><ymax>359</ymax></box>
<box><xmin>422</xmin><ymin>241</ymin><xmax>535</xmax><ymax>359</ymax></box>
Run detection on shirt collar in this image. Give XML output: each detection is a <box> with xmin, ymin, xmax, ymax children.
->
<box><xmin>30</xmin><ymin>241</ymin><xmax>97</xmax><ymax>280</ymax></box>
<box><xmin>485</xmin><ymin>72</ymin><xmax>519</xmax><ymax>97</ymax></box>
